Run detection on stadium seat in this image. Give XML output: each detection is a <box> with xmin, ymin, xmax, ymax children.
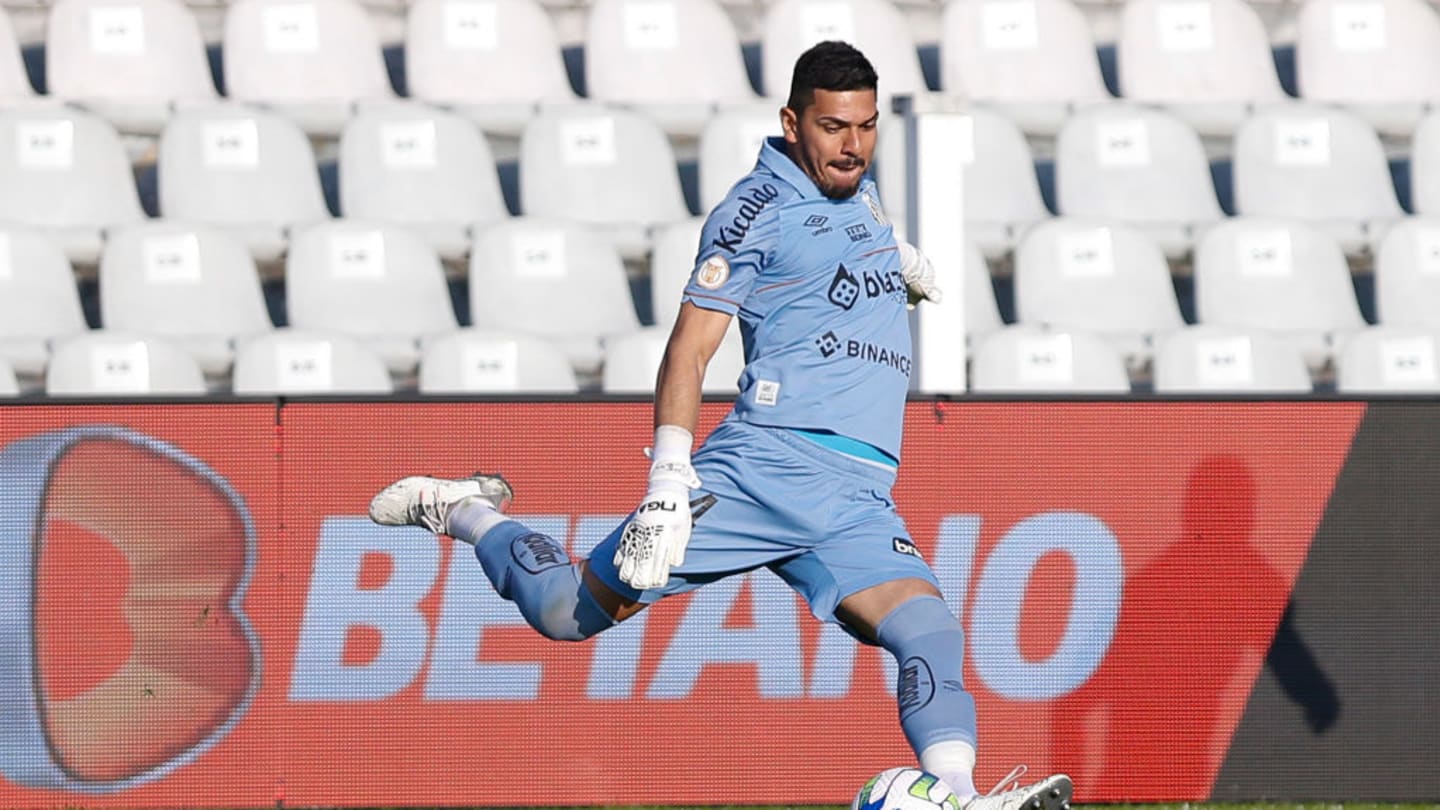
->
<box><xmin>98</xmin><ymin>221</ymin><xmax>272</xmax><ymax>376</ymax></box>
<box><xmin>649</xmin><ymin>215</ymin><xmax>704</xmax><ymax>329</ymax></box>
<box><xmin>940</xmin><ymin>0</ymin><xmax>1111</xmax><ymax>137</ymax></box>
<box><xmin>0</xmin><ymin>107</ymin><xmax>145</xmax><ymax>264</ymax></box>
<box><xmin>0</xmin><ymin>228</ymin><xmax>86</xmax><ymax>379</ymax></box>
<box><xmin>418</xmin><ymin>328</ymin><xmax>579</xmax><ymax>393</ymax></box>
<box><xmin>231</xmin><ymin>328</ymin><xmax>394</xmax><ymax>393</ymax></box>
<box><xmin>405</xmin><ymin>0</ymin><xmax>577</xmax><ymax>137</ymax></box>
<box><xmin>338</xmin><ymin>102</ymin><xmax>508</xmax><ymax>262</ymax></box>
<box><xmin>285</xmin><ymin>220</ymin><xmax>458</xmax><ymax>375</ymax></box>
<box><xmin>962</xmin><ymin>239</ymin><xmax>1005</xmax><ymax>345</ymax></box>
<box><xmin>1232</xmin><ymin>103</ymin><xmax>1404</xmax><ymax>256</ymax></box>
<box><xmin>1055</xmin><ymin>104</ymin><xmax>1224</xmax><ymax>259</ymax></box>
<box><xmin>222</xmin><ymin>0</ymin><xmax>394</xmax><ymax>137</ymax></box>
<box><xmin>970</xmin><ymin>324</ymin><xmax>1133</xmax><ymax>393</ymax></box>
<box><xmin>45</xmin><ymin>331</ymin><xmax>208</xmax><ymax>395</ymax></box>
<box><xmin>158</xmin><ymin>104</ymin><xmax>330</xmax><ymax>263</ymax></box>
<box><xmin>1375</xmin><ymin>216</ymin><xmax>1440</xmax><ymax>328</ymax></box>
<box><xmin>469</xmin><ymin>217</ymin><xmax>641</xmax><ymax>374</ymax></box>
<box><xmin>876</xmin><ymin>107</ymin><xmax>1049</xmax><ymax>261</ymax></box>
<box><xmin>519</xmin><ymin>104</ymin><xmax>689</xmax><ymax>261</ymax></box>
<box><xmin>698</xmin><ymin>101</ymin><xmax>778</xmax><ymax>213</ymax></box>
<box><xmin>1336</xmin><ymin>325</ymin><xmax>1440</xmax><ymax>392</ymax></box>
<box><xmin>46</xmin><ymin>0</ymin><xmax>217</xmax><ymax>135</ymax></box>
<box><xmin>761</xmin><ymin>0</ymin><xmax>928</xmax><ymax>105</ymax></box>
<box><xmin>0</xmin><ymin>7</ymin><xmax>36</xmax><ymax>100</ymax></box>
<box><xmin>1410</xmin><ymin>111</ymin><xmax>1440</xmax><ymax>216</ymax></box>
<box><xmin>1116</xmin><ymin>0</ymin><xmax>1286</xmax><ymax>139</ymax></box>
<box><xmin>1014</xmin><ymin>218</ymin><xmax>1184</xmax><ymax>367</ymax></box>
<box><xmin>1152</xmin><ymin>325</ymin><xmax>1314</xmax><ymax>392</ymax></box>
<box><xmin>1194</xmin><ymin>217</ymin><xmax>1367</xmax><ymax>370</ymax></box>
<box><xmin>602</xmin><ymin>325</ymin><xmax>745</xmax><ymax>393</ymax></box>
<box><xmin>1295</xmin><ymin>0</ymin><xmax>1440</xmax><ymax>138</ymax></box>
<box><xmin>0</xmin><ymin>356</ymin><xmax>17</xmax><ymax>396</ymax></box>
<box><xmin>584</xmin><ymin>0</ymin><xmax>757</xmax><ymax>139</ymax></box>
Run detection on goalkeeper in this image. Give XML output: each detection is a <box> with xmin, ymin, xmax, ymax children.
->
<box><xmin>370</xmin><ymin>40</ymin><xmax>1071</xmax><ymax>810</ymax></box>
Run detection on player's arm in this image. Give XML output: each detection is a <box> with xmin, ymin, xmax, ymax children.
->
<box><xmin>614</xmin><ymin>301</ymin><xmax>733</xmax><ymax>591</ymax></box>
<box><xmin>654</xmin><ymin>300</ymin><xmax>734</xmax><ymax>434</ymax></box>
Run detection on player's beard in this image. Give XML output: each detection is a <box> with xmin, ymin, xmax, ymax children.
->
<box><xmin>817</xmin><ymin>158</ymin><xmax>866</xmax><ymax>199</ymax></box>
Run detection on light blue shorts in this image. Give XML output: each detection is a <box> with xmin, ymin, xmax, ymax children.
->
<box><xmin>586</xmin><ymin>419</ymin><xmax>939</xmax><ymax>631</ymax></box>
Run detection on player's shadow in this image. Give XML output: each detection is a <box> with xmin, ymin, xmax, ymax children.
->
<box><xmin>1264</xmin><ymin>598</ymin><xmax>1341</xmax><ymax>733</ymax></box>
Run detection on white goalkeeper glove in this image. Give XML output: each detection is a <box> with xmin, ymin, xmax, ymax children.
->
<box><xmin>615</xmin><ymin>425</ymin><xmax>702</xmax><ymax>590</ymax></box>
<box><xmin>898</xmin><ymin>241</ymin><xmax>943</xmax><ymax>309</ymax></box>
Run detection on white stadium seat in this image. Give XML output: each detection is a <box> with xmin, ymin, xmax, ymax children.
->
<box><xmin>46</xmin><ymin>0</ymin><xmax>217</xmax><ymax>135</ymax></box>
<box><xmin>1153</xmin><ymin>325</ymin><xmax>1314</xmax><ymax>392</ymax></box>
<box><xmin>419</xmin><ymin>328</ymin><xmax>579</xmax><ymax>393</ymax></box>
<box><xmin>46</xmin><ymin>331</ymin><xmax>208</xmax><ymax>395</ymax></box>
<box><xmin>0</xmin><ymin>107</ymin><xmax>144</xmax><ymax>265</ymax></box>
<box><xmin>1194</xmin><ymin>217</ymin><xmax>1367</xmax><ymax>370</ymax></box>
<box><xmin>99</xmin><ymin>221</ymin><xmax>272</xmax><ymax>376</ymax></box>
<box><xmin>158</xmin><ymin>104</ymin><xmax>331</xmax><ymax>263</ymax></box>
<box><xmin>648</xmin><ymin>215</ymin><xmax>704</xmax><ymax>330</ymax></box>
<box><xmin>1337</xmin><ymin>325</ymin><xmax>1440</xmax><ymax>392</ymax></box>
<box><xmin>1375</xmin><ymin>216</ymin><xmax>1440</xmax><ymax>329</ymax></box>
<box><xmin>285</xmin><ymin>220</ymin><xmax>459</xmax><ymax>375</ymax></box>
<box><xmin>232</xmin><ymin>328</ymin><xmax>394</xmax><ymax>393</ymax></box>
<box><xmin>519</xmin><ymin>103</ymin><xmax>689</xmax><ymax>261</ymax></box>
<box><xmin>1014</xmin><ymin>218</ymin><xmax>1184</xmax><ymax>366</ymax></box>
<box><xmin>584</xmin><ymin>0</ymin><xmax>757</xmax><ymax>138</ymax></box>
<box><xmin>1232</xmin><ymin>103</ymin><xmax>1404</xmax><ymax>256</ymax></box>
<box><xmin>0</xmin><ymin>229</ymin><xmax>86</xmax><ymax>380</ymax></box>
<box><xmin>222</xmin><ymin>0</ymin><xmax>394</xmax><ymax>137</ymax></box>
<box><xmin>338</xmin><ymin>102</ymin><xmax>509</xmax><ymax>262</ymax></box>
<box><xmin>469</xmin><ymin>217</ymin><xmax>641</xmax><ymax>374</ymax></box>
<box><xmin>405</xmin><ymin>0</ymin><xmax>577</xmax><ymax>137</ymax></box>
<box><xmin>940</xmin><ymin>0</ymin><xmax>1110</xmax><ymax>136</ymax></box>
<box><xmin>970</xmin><ymin>325</ymin><xmax>1132</xmax><ymax>393</ymax></box>
<box><xmin>1117</xmin><ymin>0</ymin><xmax>1286</xmax><ymax>139</ymax></box>
<box><xmin>0</xmin><ymin>356</ymin><xmax>17</xmax><ymax>396</ymax></box>
<box><xmin>1055</xmin><ymin>103</ymin><xmax>1224</xmax><ymax>259</ymax></box>
<box><xmin>1296</xmin><ymin>0</ymin><xmax>1440</xmax><ymax>138</ymax></box>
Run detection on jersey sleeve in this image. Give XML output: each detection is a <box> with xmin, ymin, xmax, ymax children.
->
<box><xmin>682</xmin><ymin>182</ymin><xmax>784</xmax><ymax>316</ymax></box>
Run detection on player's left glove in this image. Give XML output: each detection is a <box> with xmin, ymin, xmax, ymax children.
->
<box><xmin>614</xmin><ymin>425</ymin><xmax>702</xmax><ymax>590</ymax></box>
<box><xmin>898</xmin><ymin>241</ymin><xmax>943</xmax><ymax>309</ymax></box>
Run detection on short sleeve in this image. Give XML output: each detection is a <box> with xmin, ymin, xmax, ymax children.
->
<box><xmin>683</xmin><ymin>181</ymin><xmax>785</xmax><ymax>315</ymax></box>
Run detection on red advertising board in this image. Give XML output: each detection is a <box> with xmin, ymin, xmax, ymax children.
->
<box><xmin>0</xmin><ymin>401</ymin><xmax>1366</xmax><ymax>808</ymax></box>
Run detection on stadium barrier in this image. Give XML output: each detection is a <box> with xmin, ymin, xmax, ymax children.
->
<box><xmin>0</xmin><ymin>399</ymin><xmax>1434</xmax><ymax>808</ymax></box>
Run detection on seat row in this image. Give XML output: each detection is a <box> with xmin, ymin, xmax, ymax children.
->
<box><xmin>970</xmin><ymin>323</ymin><xmax>1440</xmax><ymax>394</ymax></box>
<box><xmin>7</xmin><ymin>95</ymin><xmax>1440</xmax><ymax>272</ymax></box>
<box><xmin>9</xmin><ymin>0</ymin><xmax>1440</xmax><ymax>141</ymax></box>
<box><xmin>5</xmin><ymin>322</ymin><xmax>1436</xmax><ymax>396</ymax></box>
<box><xmin>5</xmin><ymin>212</ymin><xmax>1440</xmax><ymax>387</ymax></box>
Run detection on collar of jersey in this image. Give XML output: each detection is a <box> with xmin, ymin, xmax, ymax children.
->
<box><xmin>759</xmin><ymin>135</ymin><xmax>861</xmax><ymax>201</ymax></box>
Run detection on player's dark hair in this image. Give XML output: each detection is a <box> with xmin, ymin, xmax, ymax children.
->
<box><xmin>785</xmin><ymin>41</ymin><xmax>879</xmax><ymax>113</ymax></box>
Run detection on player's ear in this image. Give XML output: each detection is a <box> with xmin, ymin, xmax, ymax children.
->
<box><xmin>780</xmin><ymin>106</ymin><xmax>800</xmax><ymax>145</ymax></box>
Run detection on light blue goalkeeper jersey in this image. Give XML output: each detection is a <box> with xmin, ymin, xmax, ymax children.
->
<box><xmin>683</xmin><ymin>136</ymin><xmax>911</xmax><ymax>461</ymax></box>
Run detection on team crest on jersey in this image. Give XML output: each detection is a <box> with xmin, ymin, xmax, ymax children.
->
<box><xmin>862</xmin><ymin>191</ymin><xmax>889</xmax><ymax>226</ymax></box>
<box><xmin>696</xmin><ymin>255</ymin><xmax>730</xmax><ymax>289</ymax></box>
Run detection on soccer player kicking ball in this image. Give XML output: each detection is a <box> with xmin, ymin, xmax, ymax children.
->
<box><xmin>370</xmin><ymin>40</ymin><xmax>1072</xmax><ymax>810</ymax></box>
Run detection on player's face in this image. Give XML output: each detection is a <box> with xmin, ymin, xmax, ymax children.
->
<box><xmin>782</xmin><ymin>88</ymin><xmax>879</xmax><ymax>200</ymax></box>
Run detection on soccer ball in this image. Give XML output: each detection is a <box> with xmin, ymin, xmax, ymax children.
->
<box><xmin>852</xmin><ymin>766</ymin><xmax>963</xmax><ymax>810</ymax></box>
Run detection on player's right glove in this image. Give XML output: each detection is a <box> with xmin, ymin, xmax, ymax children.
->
<box><xmin>898</xmin><ymin>240</ymin><xmax>944</xmax><ymax>309</ymax></box>
<box><xmin>615</xmin><ymin>425</ymin><xmax>702</xmax><ymax>590</ymax></box>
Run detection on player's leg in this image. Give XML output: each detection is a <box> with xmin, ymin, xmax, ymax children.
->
<box><xmin>838</xmin><ymin>579</ymin><xmax>1070</xmax><ymax>810</ymax></box>
<box><xmin>368</xmin><ymin>473</ymin><xmax>622</xmax><ymax>641</ymax></box>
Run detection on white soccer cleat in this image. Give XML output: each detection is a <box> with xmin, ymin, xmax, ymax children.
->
<box><xmin>962</xmin><ymin>768</ymin><xmax>1072</xmax><ymax>810</ymax></box>
<box><xmin>368</xmin><ymin>473</ymin><xmax>514</xmax><ymax>535</ymax></box>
